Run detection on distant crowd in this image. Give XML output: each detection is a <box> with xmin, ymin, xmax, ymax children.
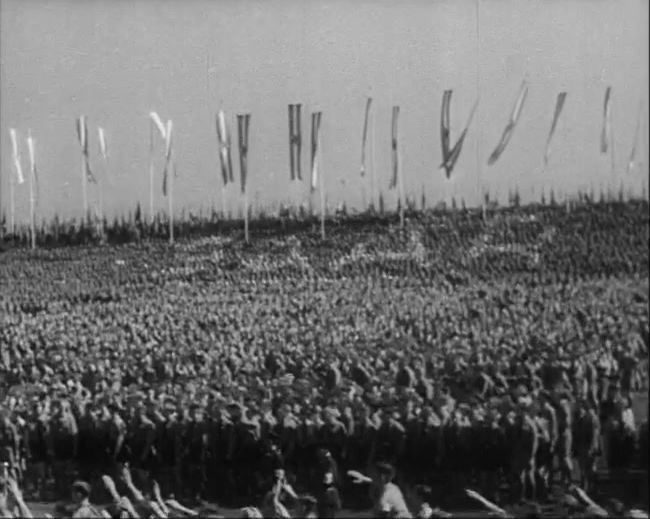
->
<box><xmin>0</xmin><ymin>200</ymin><xmax>648</xmax><ymax>517</ymax></box>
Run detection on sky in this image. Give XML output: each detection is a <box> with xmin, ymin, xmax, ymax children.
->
<box><xmin>1</xmin><ymin>0</ymin><xmax>648</xmax><ymax>223</ymax></box>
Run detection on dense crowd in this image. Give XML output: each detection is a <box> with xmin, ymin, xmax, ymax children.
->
<box><xmin>0</xmin><ymin>200</ymin><xmax>648</xmax><ymax>517</ymax></box>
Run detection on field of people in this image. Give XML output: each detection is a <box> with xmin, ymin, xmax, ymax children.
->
<box><xmin>0</xmin><ymin>200</ymin><xmax>648</xmax><ymax>518</ymax></box>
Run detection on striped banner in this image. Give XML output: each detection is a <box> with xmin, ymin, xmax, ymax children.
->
<box><xmin>487</xmin><ymin>82</ymin><xmax>528</xmax><ymax>166</ymax></box>
<box><xmin>390</xmin><ymin>106</ymin><xmax>400</xmax><ymax>189</ymax></box>
<box><xmin>149</xmin><ymin>112</ymin><xmax>167</xmax><ymax>140</ymax></box>
<box><xmin>310</xmin><ymin>112</ymin><xmax>322</xmax><ymax>191</ymax></box>
<box><xmin>289</xmin><ymin>104</ymin><xmax>303</xmax><ymax>181</ymax></box>
<box><xmin>440</xmin><ymin>92</ymin><xmax>479</xmax><ymax>179</ymax></box>
<box><xmin>440</xmin><ymin>91</ymin><xmax>452</xmax><ymax>168</ymax></box>
<box><xmin>162</xmin><ymin>120</ymin><xmax>173</xmax><ymax>196</ymax></box>
<box><xmin>627</xmin><ymin>103</ymin><xmax>643</xmax><ymax>174</ymax></box>
<box><xmin>543</xmin><ymin>92</ymin><xmax>567</xmax><ymax>167</ymax></box>
<box><xmin>76</xmin><ymin>115</ymin><xmax>97</xmax><ymax>183</ymax></box>
<box><xmin>9</xmin><ymin>129</ymin><xmax>25</xmax><ymax>185</ymax></box>
<box><xmin>601</xmin><ymin>86</ymin><xmax>612</xmax><ymax>154</ymax></box>
<box><xmin>217</xmin><ymin>110</ymin><xmax>234</xmax><ymax>186</ymax></box>
<box><xmin>360</xmin><ymin>97</ymin><xmax>372</xmax><ymax>177</ymax></box>
<box><xmin>98</xmin><ymin>127</ymin><xmax>108</xmax><ymax>160</ymax></box>
<box><xmin>26</xmin><ymin>132</ymin><xmax>38</xmax><ymax>198</ymax></box>
<box><xmin>237</xmin><ymin>114</ymin><xmax>251</xmax><ymax>194</ymax></box>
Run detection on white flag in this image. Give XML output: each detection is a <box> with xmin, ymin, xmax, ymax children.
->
<box><xmin>149</xmin><ymin>111</ymin><xmax>167</xmax><ymax>140</ymax></box>
<box><xmin>9</xmin><ymin>128</ymin><xmax>25</xmax><ymax>184</ymax></box>
<box><xmin>98</xmin><ymin>127</ymin><xmax>108</xmax><ymax>160</ymax></box>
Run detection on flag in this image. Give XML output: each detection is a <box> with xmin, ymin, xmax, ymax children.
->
<box><xmin>310</xmin><ymin>112</ymin><xmax>322</xmax><ymax>191</ymax></box>
<box><xmin>543</xmin><ymin>92</ymin><xmax>567</xmax><ymax>167</ymax></box>
<box><xmin>390</xmin><ymin>106</ymin><xmax>400</xmax><ymax>189</ymax></box>
<box><xmin>487</xmin><ymin>82</ymin><xmax>528</xmax><ymax>166</ymax></box>
<box><xmin>237</xmin><ymin>114</ymin><xmax>251</xmax><ymax>194</ymax></box>
<box><xmin>440</xmin><ymin>92</ymin><xmax>479</xmax><ymax>178</ymax></box>
<box><xmin>217</xmin><ymin>110</ymin><xmax>234</xmax><ymax>186</ymax></box>
<box><xmin>289</xmin><ymin>104</ymin><xmax>302</xmax><ymax>181</ymax></box>
<box><xmin>76</xmin><ymin>116</ymin><xmax>97</xmax><ymax>183</ymax></box>
<box><xmin>440</xmin><ymin>91</ymin><xmax>452</xmax><ymax>167</ymax></box>
<box><xmin>601</xmin><ymin>86</ymin><xmax>612</xmax><ymax>154</ymax></box>
<box><xmin>98</xmin><ymin>127</ymin><xmax>108</xmax><ymax>160</ymax></box>
<box><xmin>162</xmin><ymin>120</ymin><xmax>173</xmax><ymax>196</ymax></box>
<box><xmin>9</xmin><ymin>129</ymin><xmax>25</xmax><ymax>185</ymax></box>
<box><xmin>26</xmin><ymin>132</ymin><xmax>39</xmax><ymax>198</ymax></box>
<box><xmin>149</xmin><ymin>112</ymin><xmax>167</xmax><ymax>140</ymax></box>
<box><xmin>360</xmin><ymin>97</ymin><xmax>372</xmax><ymax>177</ymax></box>
<box><xmin>627</xmin><ymin>104</ymin><xmax>642</xmax><ymax>174</ymax></box>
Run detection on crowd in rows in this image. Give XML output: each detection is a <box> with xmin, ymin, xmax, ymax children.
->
<box><xmin>0</xmin><ymin>201</ymin><xmax>648</xmax><ymax>517</ymax></box>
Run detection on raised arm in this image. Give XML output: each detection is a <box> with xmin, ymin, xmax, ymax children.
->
<box><xmin>465</xmin><ymin>489</ymin><xmax>509</xmax><ymax>518</ymax></box>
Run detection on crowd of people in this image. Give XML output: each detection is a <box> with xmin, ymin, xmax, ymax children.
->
<box><xmin>0</xmin><ymin>200</ymin><xmax>648</xmax><ymax>517</ymax></box>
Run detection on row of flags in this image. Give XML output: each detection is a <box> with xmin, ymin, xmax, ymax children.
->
<box><xmin>6</xmin><ymin>86</ymin><xmax>645</xmax><ymax>207</ymax></box>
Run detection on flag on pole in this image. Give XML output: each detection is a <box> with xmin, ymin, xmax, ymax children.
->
<box><xmin>237</xmin><ymin>114</ymin><xmax>251</xmax><ymax>194</ymax></box>
<box><xmin>627</xmin><ymin>103</ymin><xmax>642</xmax><ymax>174</ymax></box>
<box><xmin>98</xmin><ymin>127</ymin><xmax>108</xmax><ymax>160</ymax></box>
<box><xmin>162</xmin><ymin>120</ymin><xmax>173</xmax><ymax>196</ymax></box>
<box><xmin>601</xmin><ymin>86</ymin><xmax>612</xmax><ymax>154</ymax></box>
<box><xmin>76</xmin><ymin>116</ymin><xmax>97</xmax><ymax>183</ymax></box>
<box><xmin>543</xmin><ymin>92</ymin><xmax>567</xmax><ymax>167</ymax></box>
<box><xmin>440</xmin><ymin>91</ymin><xmax>452</xmax><ymax>167</ymax></box>
<box><xmin>26</xmin><ymin>132</ymin><xmax>39</xmax><ymax>198</ymax></box>
<box><xmin>360</xmin><ymin>97</ymin><xmax>372</xmax><ymax>177</ymax></box>
<box><xmin>217</xmin><ymin>110</ymin><xmax>234</xmax><ymax>186</ymax></box>
<box><xmin>149</xmin><ymin>112</ymin><xmax>167</xmax><ymax>141</ymax></box>
<box><xmin>310</xmin><ymin>112</ymin><xmax>322</xmax><ymax>191</ymax></box>
<box><xmin>289</xmin><ymin>104</ymin><xmax>303</xmax><ymax>181</ymax></box>
<box><xmin>487</xmin><ymin>82</ymin><xmax>528</xmax><ymax>166</ymax></box>
<box><xmin>9</xmin><ymin>129</ymin><xmax>25</xmax><ymax>185</ymax></box>
<box><xmin>390</xmin><ymin>106</ymin><xmax>400</xmax><ymax>189</ymax></box>
<box><xmin>439</xmin><ymin>91</ymin><xmax>479</xmax><ymax>178</ymax></box>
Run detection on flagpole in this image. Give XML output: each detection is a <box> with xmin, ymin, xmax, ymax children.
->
<box><xmin>149</xmin><ymin>121</ymin><xmax>155</xmax><ymax>224</ymax></box>
<box><xmin>370</xmin><ymin>105</ymin><xmax>376</xmax><ymax>211</ymax></box>
<box><xmin>244</xmin><ymin>189</ymin><xmax>249</xmax><ymax>243</ymax></box>
<box><xmin>168</xmin><ymin>160</ymin><xmax>174</xmax><ymax>244</ymax></box>
<box><xmin>397</xmin><ymin>122</ymin><xmax>405</xmax><ymax>229</ymax></box>
<box><xmin>9</xmin><ymin>174</ymin><xmax>15</xmax><ymax>237</ymax></box>
<box><xmin>29</xmin><ymin>153</ymin><xmax>36</xmax><ymax>250</ymax></box>
<box><xmin>221</xmin><ymin>186</ymin><xmax>227</xmax><ymax>219</ymax></box>
<box><xmin>476</xmin><ymin>0</ymin><xmax>484</xmax><ymax>221</ymax></box>
<box><xmin>319</xmin><ymin>133</ymin><xmax>325</xmax><ymax>240</ymax></box>
<box><xmin>82</xmin><ymin>154</ymin><xmax>88</xmax><ymax>223</ymax></box>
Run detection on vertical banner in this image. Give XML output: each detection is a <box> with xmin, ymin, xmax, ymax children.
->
<box><xmin>289</xmin><ymin>104</ymin><xmax>303</xmax><ymax>181</ymax></box>
<box><xmin>149</xmin><ymin>111</ymin><xmax>167</xmax><ymax>222</ymax></box>
<box><xmin>162</xmin><ymin>120</ymin><xmax>173</xmax><ymax>196</ymax></box>
<box><xmin>440</xmin><ymin>91</ymin><xmax>452</xmax><ymax>169</ymax></box>
<box><xmin>217</xmin><ymin>109</ymin><xmax>234</xmax><ymax>185</ymax></box>
<box><xmin>237</xmin><ymin>114</ymin><xmax>251</xmax><ymax>194</ymax></box>
<box><xmin>626</xmin><ymin>102</ymin><xmax>642</xmax><ymax>174</ymax></box>
<box><xmin>390</xmin><ymin>106</ymin><xmax>400</xmax><ymax>189</ymax></box>
<box><xmin>543</xmin><ymin>92</ymin><xmax>567</xmax><ymax>167</ymax></box>
<box><xmin>76</xmin><ymin>115</ymin><xmax>97</xmax><ymax>183</ymax></box>
<box><xmin>601</xmin><ymin>86</ymin><xmax>612</xmax><ymax>154</ymax></box>
<box><xmin>9</xmin><ymin>129</ymin><xmax>25</xmax><ymax>185</ymax></box>
<box><xmin>26</xmin><ymin>131</ymin><xmax>37</xmax><ymax>249</ymax></box>
<box><xmin>487</xmin><ymin>82</ymin><xmax>528</xmax><ymax>166</ymax></box>
<box><xmin>360</xmin><ymin>97</ymin><xmax>373</xmax><ymax>177</ymax></box>
<box><xmin>310</xmin><ymin>111</ymin><xmax>322</xmax><ymax>192</ymax></box>
<box><xmin>98</xmin><ymin>127</ymin><xmax>108</xmax><ymax>161</ymax></box>
<box><xmin>439</xmin><ymin>92</ymin><xmax>479</xmax><ymax>179</ymax></box>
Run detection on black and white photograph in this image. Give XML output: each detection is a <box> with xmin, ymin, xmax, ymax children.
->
<box><xmin>0</xmin><ymin>0</ymin><xmax>648</xmax><ymax>517</ymax></box>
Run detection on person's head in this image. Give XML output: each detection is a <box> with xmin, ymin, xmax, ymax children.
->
<box><xmin>606</xmin><ymin>498</ymin><xmax>625</xmax><ymax>516</ymax></box>
<box><xmin>323</xmin><ymin>472</ymin><xmax>334</xmax><ymax>488</ymax></box>
<box><xmin>71</xmin><ymin>480</ymin><xmax>91</xmax><ymax>504</ymax></box>
<box><xmin>376</xmin><ymin>463</ymin><xmax>395</xmax><ymax>484</ymax></box>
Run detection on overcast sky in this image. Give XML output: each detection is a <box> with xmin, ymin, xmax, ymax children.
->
<box><xmin>1</xmin><ymin>0</ymin><xmax>648</xmax><ymax>221</ymax></box>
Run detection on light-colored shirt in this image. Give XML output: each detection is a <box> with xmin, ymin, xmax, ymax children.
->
<box><xmin>377</xmin><ymin>482</ymin><xmax>412</xmax><ymax>518</ymax></box>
